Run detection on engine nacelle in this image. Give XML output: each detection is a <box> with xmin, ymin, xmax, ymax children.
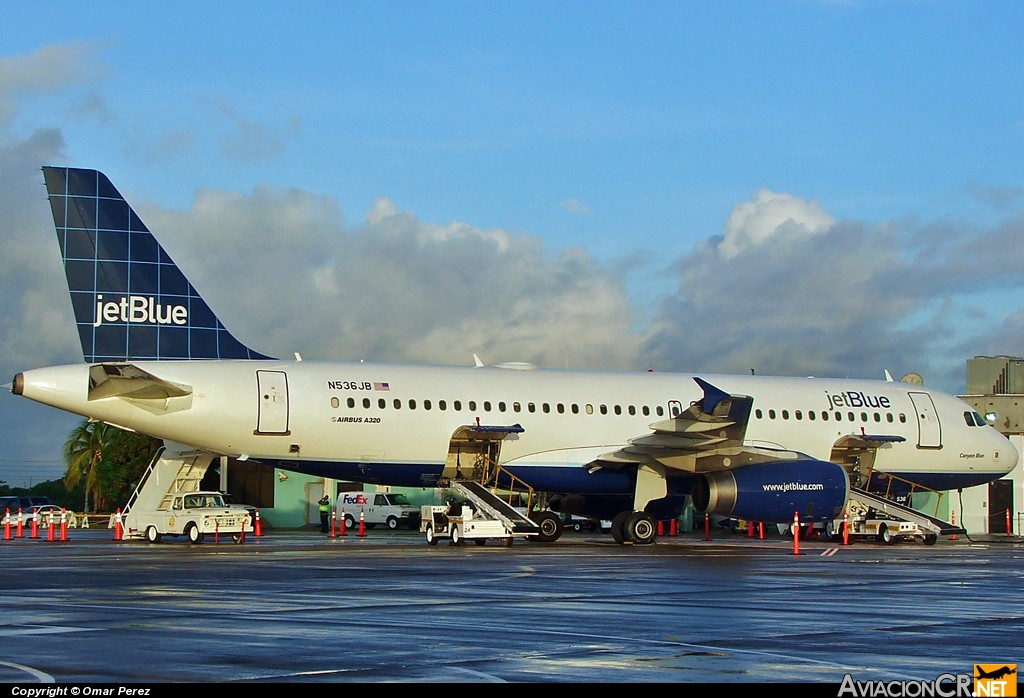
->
<box><xmin>691</xmin><ymin>460</ymin><xmax>849</xmax><ymax>523</ymax></box>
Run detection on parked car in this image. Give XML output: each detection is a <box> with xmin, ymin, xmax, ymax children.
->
<box><xmin>23</xmin><ymin>504</ymin><xmax>73</xmax><ymax>528</ymax></box>
<box><xmin>221</xmin><ymin>493</ymin><xmax>257</xmax><ymax>526</ymax></box>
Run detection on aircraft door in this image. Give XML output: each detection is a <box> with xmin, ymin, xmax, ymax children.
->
<box><xmin>255</xmin><ymin>370</ymin><xmax>291</xmax><ymax>435</ymax></box>
<box><xmin>908</xmin><ymin>392</ymin><xmax>940</xmax><ymax>448</ymax></box>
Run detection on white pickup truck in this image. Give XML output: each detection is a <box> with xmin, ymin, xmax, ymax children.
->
<box><xmin>133</xmin><ymin>491</ymin><xmax>254</xmax><ymax>544</ymax></box>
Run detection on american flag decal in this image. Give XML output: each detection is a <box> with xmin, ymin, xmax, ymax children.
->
<box><xmin>374</xmin><ymin>381</ymin><xmax>390</xmax><ymax>391</ymax></box>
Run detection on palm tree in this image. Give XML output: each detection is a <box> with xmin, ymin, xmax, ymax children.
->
<box><xmin>63</xmin><ymin>420</ymin><xmax>113</xmax><ymax>514</ymax></box>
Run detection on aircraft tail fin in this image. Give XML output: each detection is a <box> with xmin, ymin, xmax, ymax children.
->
<box><xmin>41</xmin><ymin>167</ymin><xmax>274</xmax><ymax>362</ymax></box>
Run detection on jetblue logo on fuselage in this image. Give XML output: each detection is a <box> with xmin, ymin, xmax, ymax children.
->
<box><xmin>93</xmin><ymin>294</ymin><xmax>188</xmax><ymax>328</ymax></box>
<box><xmin>825</xmin><ymin>390</ymin><xmax>892</xmax><ymax>410</ymax></box>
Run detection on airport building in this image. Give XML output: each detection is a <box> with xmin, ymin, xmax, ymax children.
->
<box><xmin>956</xmin><ymin>355</ymin><xmax>1024</xmax><ymax>537</ymax></box>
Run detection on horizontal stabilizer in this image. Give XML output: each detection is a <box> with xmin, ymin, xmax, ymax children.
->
<box><xmin>89</xmin><ymin>364</ymin><xmax>192</xmax><ymax>401</ymax></box>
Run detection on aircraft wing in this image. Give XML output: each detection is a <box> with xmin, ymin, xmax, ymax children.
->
<box><xmin>592</xmin><ymin>377</ymin><xmax>782</xmax><ymax>474</ymax></box>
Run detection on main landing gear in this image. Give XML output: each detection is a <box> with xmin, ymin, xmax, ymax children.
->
<box><xmin>610</xmin><ymin>511</ymin><xmax>657</xmax><ymax>545</ymax></box>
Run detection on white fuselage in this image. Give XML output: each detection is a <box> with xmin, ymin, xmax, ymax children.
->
<box><xmin>14</xmin><ymin>359</ymin><xmax>1017</xmax><ymax>494</ymax></box>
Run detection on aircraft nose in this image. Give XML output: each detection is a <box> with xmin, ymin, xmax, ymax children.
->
<box><xmin>995</xmin><ymin>431</ymin><xmax>1019</xmax><ymax>475</ymax></box>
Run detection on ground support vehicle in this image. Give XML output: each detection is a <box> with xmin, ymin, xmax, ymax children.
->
<box><xmin>338</xmin><ymin>491</ymin><xmax>421</xmax><ymax>531</ymax></box>
<box><xmin>131</xmin><ymin>491</ymin><xmax>254</xmax><ymax>544</ymax></box>
<box><xmin>825</xmin><ymin>505</ymin><xmax>937</xmax><ymax>545</ymax></box>
<box><xmin>420</xmin><ymin>481</ymin><xmax>541</xmax><ymax>546</ymax></box>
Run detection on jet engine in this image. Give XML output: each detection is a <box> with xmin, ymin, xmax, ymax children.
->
<box><xmin>691</xmin><ymin>460</ymin><xmax>849</xmax><ymax>523</ymax></box>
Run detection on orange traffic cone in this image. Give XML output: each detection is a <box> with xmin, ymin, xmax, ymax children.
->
<box><xmin>331</xmin><ymin>509</ymin><xmax>337</xmax><ymax>538</ymax></box>
<box><xmin>16</xmin><ymin>509</ymin><xmax>25</xmax><ymax>538</ymax></box>
<box><xmin>114</xmin><ymin>508</ymin><xmax>123</xmax><ymax>541</ymax></box>
<box><xmin>47</xmin><ymin>511</ymin><xmax>56</xmax><ymax>542</ymax></box>
<box><xmin>3</xmin><ymin>509</ymin><xmax>10</xmax><ymax>541</ymax></box>
<box><xmin>951</xmin><ymin>511</ymin><xmax>957</xmax><ymax>541</ymax></box>
<box><xmin>358</xmin><ymin>508</ymin><xmax>366</xmax><ymax>537</ymax></box>
<box><xmin>254</xmin><ymin>510</ymin><xmax>263</xmax><ymax>537</ymax></box>
<box><xmin>59</xmin><ymin>509</ymin><xmax>68</xmax><ymax>541</ymax></box>
<box><xmin>30</xmin><ymin>511</ymin><xmax>39</xmax><ymax>539</ymax></box>
<box><xmin>670</xmin><ymin>518</ymin><xmax>677</xmax><ymax>537</ymax></box>
<box><xmin>339</xmin><ymin>508</ymin><xmax>347</xmax><ymax>537</ymax></box>
<box><xmin>792</xmin><ymin>511</ymin><xmax>801</xmax><ymax>556</ymax></box>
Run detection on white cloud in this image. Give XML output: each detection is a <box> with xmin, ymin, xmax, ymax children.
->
<box><xmin>718</xmin><ymin>189</ymin><xmax>835</xmax><ymax>259</ymax></box>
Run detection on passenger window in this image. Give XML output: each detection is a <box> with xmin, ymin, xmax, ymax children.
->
<box><xmin>347</xmin><ymin>397</ymin><xmax>355</xmax><ymax>408</ymax></box>
<box><xmin>498</xmin><ymin>401</ymin><xmax>506</xmax><ymax>412</ymax></box>
<box><xmin>454</xmin><ymin>400</ymin><xmax>462</xmax><ymax>410</ymax></box>
<box><xmin>423</xmin><ymin>399</ymin><xmax>431</xmax><ymax>410</ymax></box>
<box><xmin>378</xmin><ymin>398</ymin><xmax>386</xmax><ymax>409</ymax></box>
<box><xmin>528</xmin><ymin>402</ymin><xmax>535</xmax><ymax>413</ymax></box>
<box><xmin>795</xmin><ymin>410</ymin><xmax>802</xmax><ymax>420</ymax></box>
<box><xmin>469</xmin><ymin>400</ymin><xmax>477</xmax><ymax>411</ymax></box>
<box><xmin>873</xmin><ymin>412</ymin><xmax>881</xmax><ymax>422</ymax></box>
<box><xmin>409</xmin><ymin>399</ymin><xmax>417</xmax><ymax>410</ymax></box>
<box><xmin>585</xmin><ymin>404</ymin><xmax>594</xmax><ymax>415</ymax></box>
<box><xmin>782</xmin><ymin>410</ymin><xmax>790</xmax><ymax>420</ymax></box>
<box><xmin>755</xmin><ymin>409</ymin><xmax>763</xmax><ymax>419</ymax></box>
<box><xmin>331</xmin><ymin>397</ymin><xmax>340</xmax><ymax>408</ymax></box>
<box><xmin>393</xmin><ymin>398</ymin><xmax>401</xmax><ymax>410</ymax></box>
<box><xmin>642</xmin><ymin>406</ymin><xmax>649</xmax><ymax>416</ymax></box>
<box><xmin>600</xmin><ymin>404</ymin><xmax>608</xmax><ymax>415</ymax></box>
<box><xmin>542</xmin><ymin>403</ymin><xmax>550</xmax><ymax>413</ymax></box>
<box><xmin>483</xmin><ymin>401</ymin><xmax>491</xmax><ymax>412</ymax></box>
<box><xmin>571</xmin><ymin>404</ymin><xmax>578</xmax><ymax>414</ymax></box>
<box><xmin>656</xmin><ymin>406</ymin><xmax>665</xmax><ymax>417</ymax></box>
<box><xmin>768</xmin><ymin>409</ymin><xmax>776</xmax><ymax>419</ymax></box>
<box><xmin>557</xmin><ymin>403</ymin><xmax>565</xmax><ymax>414</ymax></box>
<box><xmin>439</xmin><ymin>400</ymin><xmax>447</xmax><ymax>411</ymax></box>
<box><xmin>614</xmin><ymin>405</ymin><xmax>622</xmax><ymax>415</ymax></box>
<box><xmin>362</xmin><ymin>398</ymin><xmax>370</xmax><ymax>408</ymax></box>
<box><xmin>628</xmin><ymin>405</ymin><xmax>636</xmax><ymax>416</ymax></box>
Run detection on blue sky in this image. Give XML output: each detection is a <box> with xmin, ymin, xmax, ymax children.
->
<box><xmin>2</xmin><ymin>1</ymin><xmax>1023</xmax><ymax>487</ymax></box>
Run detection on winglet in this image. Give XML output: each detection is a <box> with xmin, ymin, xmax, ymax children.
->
<box><xmin>693</xmin><ymin>377</ymin><xmax>731</xmax><ymax>415</ymax></box>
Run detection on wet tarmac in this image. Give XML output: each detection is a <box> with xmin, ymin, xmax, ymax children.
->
<box><xmin>0</xmin><ymin>526</ymin><xmax>1021</xmax><ymax>685</ymax></box>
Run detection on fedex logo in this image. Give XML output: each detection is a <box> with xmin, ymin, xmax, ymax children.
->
<box><xmin>341</xmin><ymin>494</ymin><xmax>370</xmax><ymax>506</ymax></box>
<box><xmin>93</xmin><ymin>294</ymin><xmax>188</xmax><ymax>328</ymax></box>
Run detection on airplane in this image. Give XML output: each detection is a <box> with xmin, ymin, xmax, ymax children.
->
<box><xmin>975</xmin><ymin>666</ymin><xmax>1017</xmax><ymax>681</ymax></box>
<box><xmin>7</xmin><ymin>166</ymin><xmax>1019</xmax><ymax>545</ymax></box>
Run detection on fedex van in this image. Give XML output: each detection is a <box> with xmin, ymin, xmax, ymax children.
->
<box><xmin>337</xmin><ymin>492</ymin><xmax>421</xmax><ymax>531</ymax></box>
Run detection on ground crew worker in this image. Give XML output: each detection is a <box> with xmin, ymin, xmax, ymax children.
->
<box><xmin>318</xmin><ymin>495</ymin><xmax>331</xmax><ymax>533</ymax></box>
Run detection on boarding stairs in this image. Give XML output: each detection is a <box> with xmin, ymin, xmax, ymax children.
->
<box><xmin>120</xmin><ymin>445</ymin><xmax>217</xmax><ymax>538</ymax></box>
<box><xmin>848</xmin><ymin>486</ymin><xmax>966</xmax><ymax>537</ymax></box>
<box><xmin>447</xmin><ymin>480</ymin><xmax>541</xmax><ymax>536</ymax></box>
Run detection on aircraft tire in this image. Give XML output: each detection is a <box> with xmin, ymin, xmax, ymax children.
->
<box><xmin>610</xmin><ymin>511</ymin><xmax>630</xmax><ymax>544</ymax></box>
<box><xmin>529</xmin><ymin>511</ymin><xmax>563</xmax><ymax>543</ymax></box>
<box><xmin>626</xmin><ymin>512</ymin><xmax>657</xmax><ymax>545</ymax></box>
